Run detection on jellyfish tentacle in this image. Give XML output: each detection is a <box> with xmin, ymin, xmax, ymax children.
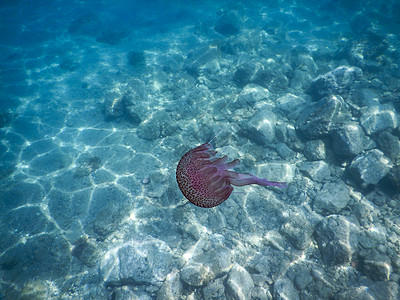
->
<box><xmin>227</xmin><ymin>171</ymin><xmax>287</xmax><ymax>188</ymax></box>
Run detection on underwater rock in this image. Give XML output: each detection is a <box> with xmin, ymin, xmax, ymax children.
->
<box><xmin>156</xmin><ymin>269</ymin><xmax>182</xmax><ymax>300</ymax></box>
<box><xmin>214</xmin><ymin>10</ymin><xmax>242</xmax><ymax>35</ymax></box>
<box><xmin>273</xmin><ymin>278</ymin><xmax>299</xmax><ymax>300</ymax></box>
<box><xmin>100</xmin><ymin>238</ymin><xmax>175</xmax><ymax>287</ymax></box>
<box><xmin>203</xmin><ymin>278</ymin><xmax>225</xmax><ymax>299</ymax></box>
<box><xmin>303</xmin><ymin>140</ymin><xmax>326</xmax><ymax>161</ymax></box>
<box><xmin>180</xmin><ymin>247</ymin><xmax>231</xmax><ymax>287</ymax></box>
<box><xmin>354</xmin><ymin>88</ymin><xmax>380</xmax><ymax>107</ymax></box>
<box><xmin>236</xmin><ymin>83</ymin><xmax>269</xmax><ymax>108</ymax></box>
<box><xmin>290</xmin><ymin>69</ymin><xmax>313</xmax><ymax>90</ymax></box>
<box><xmin>280</xmin><ymin>213</ymin><xmax>313</xmax><ymax>250</ymax></box>
<box><xmin>360</xmin><ymin>104</ymin><xmax>398</xmax><ymax>135</ymax></box>
<box><xmin>254</xmin><ymin>67</ymin><xmax>289</xmax><ymax>92</ymax></box>
<box><xmin>241</xmin><ymin>108</ymin><xmax>276</xmax><ymax>145</ymax></box>
<box><xmin>377</xmin><ymin>131</ymin><xmax>400</xmax><ymax>161</ymax></box>
<box><xmin>180</xmin><ymin>262</ymin><xmax>211</xmax><ymax>287</ymax></box>
<box><xmin>382</xmin><ymin>164</ymin><xmax>400</xmax><ymax>193</ymax></box>
<box><xmin>315</xmin><ymin>215</ymin><xmax>357</xmax><ymax>266</ymax></box>
<box><xmin>233</xmin><ymin>61</ymin><xmax>258</xmax><ymax>88</ymax></box>
<box><xmin>348</xmin><ymin>30</ymin><xmax>388</xmax><ymax>69</ymax></box>
<box><xmin>297</xmin><ymin>95</ymin><xmax>343</xmax><ymax>139</ymax></box>
<box><xmin>185</xmin><ymin>44</ymin><xmax>220</xmax><ymax>77</ymax></box>
<box><xmin>128</xmin><ymin>50</ymin><xmax>146</xmax><ymax>67</ymax></box>
<box><xmin>349</xmin><ymin>149</ymin><xmax>392</xmax><ymax>187</ymax></box>
<box><xmin>180</xmin><ymin>234</ymin><xmax>232</xmax><ymax>287</ymax></box>
<box><xmin>276</xmin><ymin>142</ymin><xmax>296</xmax><ymax>159</ymax></box>
<box><xmin>225</xmin><ymin>264</ymin><xmax>254</xmax><ymax>300</ymax></box>
<box><xmin>313</xmin><ymin>180</ymin><xmax>350</xmax><ymax>215</ymax></box>
<box><xmin>137</xmin><ymin>111</ymin><xmax>179</xmax><ymax>140</ymax></box>
<box><xmin>293</xmin><ymin>266</ymin><xmax>313</xmax><ymax>291</ymax></box>
<box><xmin>276</xmin><ymin>93</ymin><xmax>307</xmax><ymax>120</ymax></box>
<box><xmin>331</xmin><ymin>123</ymin><xmax>365</xmax><ymax>156</ymax></box>
<box><xmin>362</xmin><ymin>253</ymin><xmax>391</xmax><ymax>281</ymax></box>
<box><xmin>307</xmin><ymin>66</ymin><xmax>363</xmax><ymax>100</ymax></box>
<box><xmin>72</xmin><ymin>237</ymin><xmax>99</xmax><ymax>267</ymax></box>
<box><xmin>297</xmin><ymin>161</ymin><xmax>331</xmax><ymax>182</ymax></box>
<box><xmin>335</xmin><ymin>286</ymin><xmax>374</xmax><ymax>300</ymax></box>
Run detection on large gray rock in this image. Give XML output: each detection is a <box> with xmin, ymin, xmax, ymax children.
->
<box><xmin>349</xmin><ymin>149</ymin><xmax>392</xmax><ymax>187</ymax></box>
<box><xmin>363</xmin><ymin>253</ymin><xmax>392</xmax><ymax>281</ymax></box>
<box><xmin>280</xmin><ymin>213</ymin><xmax>314</xmax><ymax>250</ymax></box>
<box><xmin>315</xmin><ymin>215</ymin><xmax>358</xmax><ymax>266</ymax></box>
<box><xmin>383</xmin><ymin>164</ymin><xmax>400</xmax><ymax>193</ymax></box>
<box><xmin>236</xmin><ymin>84</ymin><xmax>269</xmax><ymax>108</ymax></box>
<box><xmin>276</xmin><ymin>93</ymin><xmax>307</xmax><ymax>120</ymax></box>
<box><xmin>100</xmin><ymin>238</ymin><xmax>175</xmax><ymax>287</ymax></box>
<box><xmin>297</xmin><ymin>161</ymin><xmax>331</xmax><ymax>182</ymax></box>
<box><xmin>203</xmin><ymin>278</ymin><xmax>225</xmax><ymax>300</ymax></box>
<box><xmin>240</xmin><ymin>108</ymin><xmax>276</xmax><ymax>145</ymax></box>
<box><xmin>307</xmin><ymin>66</ymin><xmax>363</xmax><ymax>100</ymax></box>
<box><xmin>273</xmin><ymin>278</ymin><xmax>299</xmax><ymax>300</ymax></box>
<box><xmin>354</xmin><ymin>88</ymin><xmax>380</xmax><ymax>107</ymax></box>
<box><xmin>304</xmin><ymin>140</ymin><xmax>326</xmax><ymax>161</ymax></box>
<box><xmin>331</xmin><ymin>123</ymin><xmax>366</xmax><ymax>156</ymax></box>
<box><xmin>185</xmin><ymin>44</ymin><xmax>220</xmax><ymax>77</ymax></box>
<box><xmin>215</xmin><ymin>10</ymin><xmax>242</xmax><ymax>35</ymax></box>
<box><xmin>180</xmin><ymin>234</ymin><xmax>232</xmax><ymax>287</ymax></box>
<box><xmin>156</xmin><ymin>269</ymin><xmax>182</xmax><ymax>300</ymax></box>
<box><xmin>297</xmin><ymin>95</ymin><xmax>343</xmax><ymax>139</ymax></box>
<box><xmin>137</xmin><ymin>111</ymin><xmax>180</xmax><ymax>141</ymax></box>
<box><xmin>225</xmin><ymin>264</ymin><xmax>254</xmax><ymax>300</ymax></box>
<box><xmin>335</xmin><ymin>286</ymin><xmax>374</xmax><ymax>300</ymax></box>
<box><xmin>290</xmin><ymin>69</ymin><xmax>313</xmax><ymax>90</ymax></box>
<box><xmin>360</xmin><ymin>104</ymin><xmax>398</xmax><ymax>135</ymax></box>
<box><xmin>377</xmin><ymin>131</ymin><xmax>400</xmax><ymax>161</ymax></box>
<box><xmin>313</xmin><ymin>180</ymin><xmax>350</xmax><ymax>215</ymax></box>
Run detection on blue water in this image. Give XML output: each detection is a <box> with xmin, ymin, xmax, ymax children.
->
<box><xmin>1</xmin><ymin>0</ymin><xmax>400</xmax><ymax>299</ymax></box>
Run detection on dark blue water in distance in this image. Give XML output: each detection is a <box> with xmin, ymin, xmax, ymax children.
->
<box><xmin>1</xmin><ymin>0</ymin><xmax>400</xmax><ymax>299</ymax></box>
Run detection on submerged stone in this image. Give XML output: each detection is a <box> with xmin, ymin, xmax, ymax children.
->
<box><xmin>297</xmin><ymin>95</ymin><xmax>343</xmax><ymax>139</ymax></box>
<box><xmin>304</xmin><ymin>140</ymin><xmax>326</xmax><ymax>161</ymax></box>
<box><xmin>313</xmin><ymin>180</ymin><xmax>350</xmax><ymax>215</ymax></box>
<box><xmin>331</xmin><ymin>123</ymin><xmax>365</xmax><ymax>156</ymax></box>
<box><xmin>315</xmin><ymin>215</ymin><xmax>357</xmax><ymax>266</ymax></box>
<box><xmin>226</xmin><ymin>264</ymin><xmax>254</xmax><ymax>300</ymax></box>
<box><xmin>241</xmin><ymin>108</ymin><xmax>276</xmax><ymax>145</ymax></box>
<box><xmin>273</xmin><ymin>278</ymin><xmax>299</xmax><ymax>300</ymax></box>
<box><xmin>349</xmin><ymin>149</ymin><xmax>391</xmax><ymax>187</ymax></box>
<box><xmin>377</xmin><ymin>131</ymin><xmax>400</xmax><ymax>161</ymax></box>
<box><xmin>360</xmin><ymin>104</ymin><xmax>398</xmax><ymax>135</ymax></box>
<box><xmin>214</xmin><ymin>10</ymin><xmax>242</xmax><ymax>35</ymax></box>
<box><xmin>100</xmin><ymin>238</ymin><xmax>175</xmax><ymax>287</ymax></box>
<box><xmin>363</xmin><ymin>253</ymin><xmax>391</xmax><ymax>281</ymax></box>
<box><xmin>307</xmin><ymin>66</ymin><xmax>363</xmax><ymax>100</ymax></box>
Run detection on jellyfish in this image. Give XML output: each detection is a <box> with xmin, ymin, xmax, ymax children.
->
<box><xmin>176</xmin><ymin>134</ymin><xmax>287</xmax><ymax>208</ymax></box>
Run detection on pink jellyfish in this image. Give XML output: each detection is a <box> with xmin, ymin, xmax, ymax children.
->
<box><xmin>176</xmin><ymin>134</ymin><xmax>287</xmax><ymax>208</ymax></box>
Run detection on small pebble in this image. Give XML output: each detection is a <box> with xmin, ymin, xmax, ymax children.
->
<box><xmin>142</xmin><ymin>178</ymin><xmax>150</xmax><ymax>184</ymax></box>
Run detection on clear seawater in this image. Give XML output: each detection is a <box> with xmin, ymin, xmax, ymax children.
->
<box><xmin>1</xmin><ymin>0</ymin><xmax>400</xmax><ymax>299</ymax></box>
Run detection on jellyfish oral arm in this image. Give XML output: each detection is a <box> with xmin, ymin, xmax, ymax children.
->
<box><xmin>227</xmin><ymin>172</ymin><xmax>287</xmax><ymax>188</ymax></box>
